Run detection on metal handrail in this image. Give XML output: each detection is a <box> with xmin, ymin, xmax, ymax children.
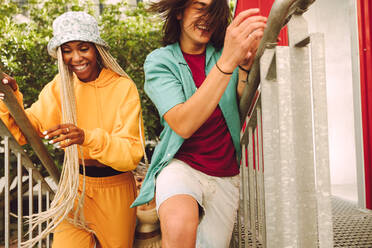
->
<box><xmin>0</xmin><ymin>69</ymin><xmax>60</xmax><ymax>183</ymax></box>
<box><xmin>0</xmin><ymin>119</ymin><xmax>54</xmax><ymax>194</ymax></box>
<box><xmin>239</xmin><ymin>0</ymin><xmax>315</xmax><ymax>122</ymax></box>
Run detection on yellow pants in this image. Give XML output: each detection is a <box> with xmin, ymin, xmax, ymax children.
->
<box><xmin>52</xmin><ymin>172</ymin><xmax>137</xmax><ymax>248</ymax></box>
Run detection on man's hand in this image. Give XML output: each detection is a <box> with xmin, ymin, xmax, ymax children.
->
<box><xmin>218</xmin><ymin>8</ymin><xmax>267</xmax><ymax>73</ymax></box>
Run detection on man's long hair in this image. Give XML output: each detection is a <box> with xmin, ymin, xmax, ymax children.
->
<box><xmin>148</xmin><ymin>0</ymin><xmax>231</xmax><ymax>50</ymax></box>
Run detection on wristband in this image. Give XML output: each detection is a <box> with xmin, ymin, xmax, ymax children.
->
<box><xmin>215</xmin><ymin>62</ymin><xmax>233</xmax><ymax>75</ymax></box>
<box><xmin>238</xmin><ymin>65</ymin><xmax>250</xmax><ymax>73</ymax></box>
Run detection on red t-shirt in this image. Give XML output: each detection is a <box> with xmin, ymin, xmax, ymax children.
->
<box><xmin>174</xmin><ymin>51</ymin><xmax>239</xmax><ymax>177</ymax></box>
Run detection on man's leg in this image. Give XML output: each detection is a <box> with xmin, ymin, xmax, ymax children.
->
<box><xmin>196</xmin><ymin>175</ymin><xmax>240</xmax><ymax>248</ymax></box>
<box><xmin>155</xmin><ymin>159</ymin><xmax>204</xmax><ymax>248</ymax></box>
<box><xmin>158</xmin><ymin>194</ymin><xmax>199</xmax><ymax>248</ymax></box>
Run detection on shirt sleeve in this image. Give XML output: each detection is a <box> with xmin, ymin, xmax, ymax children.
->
<box><xmin>0</xmin><ymin>89</ymin><xmax>28</xmax><ymax>144</ymax></box>
<box><xmin>0</xmin><ymin>79</ymin><xmax>61</xmax><ymax>145</ymax></box>
<box><xmin>82</xmin><ymin>81</ymin><xmax>145</xmax><ymax>172</ymax></box>
<box><xmin>144</xmin><ymin>52</ymin><xmax>186</xmax><ymax>117</ymax></box>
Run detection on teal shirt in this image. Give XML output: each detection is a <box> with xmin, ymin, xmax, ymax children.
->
<box><xmin>131</xmin><ymin>43</ymin><xmax>242</xmax><ymax>207</ymax></box>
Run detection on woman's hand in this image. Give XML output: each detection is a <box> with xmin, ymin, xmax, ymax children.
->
<box><xmin>1</xmin><ymin>73</ymin><xmax>19</xmax><ymax>100</ymax></box>
<box><xmin>218</xmin><ymin>8</ymin><xmax>267</xmax><ymax>73</ymax></box>
<box><xmin>44</xmin><ymin>123</ymin><xmax>85</xmax><ymax>149</ymax></box>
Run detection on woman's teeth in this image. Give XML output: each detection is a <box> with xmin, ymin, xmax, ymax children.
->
<box><xmin>73</xmin><ymin>64</ymin><xmax>88</xmax><ymax>71</ymax></box>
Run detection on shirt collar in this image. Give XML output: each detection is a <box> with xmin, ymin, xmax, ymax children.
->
<box><xmin>171</xmin><ymin>42</ymin><xmax>216</xmax><ymax>66</ymax></box>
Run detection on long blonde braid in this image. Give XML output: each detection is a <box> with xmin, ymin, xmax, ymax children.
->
<box><xmin>21</xmin><ymin>46</ymin><xmax>91</xmax><ymax>247</ymax></box>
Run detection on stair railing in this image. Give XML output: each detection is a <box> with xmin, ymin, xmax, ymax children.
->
<box><xmin>0</xmin><ymin>70</ymin><xmax>60</xmax><ymax>247</ymax></box>
<box><xmin>235</xmin><ymin>0</ymin><xmax>333</xmax><ymax>247</ymax></box>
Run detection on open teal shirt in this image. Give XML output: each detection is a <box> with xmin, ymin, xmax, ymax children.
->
<box><xmin>131</xmin><ymin>42</ymin><xmax>242</xmax><ymax>207</ymax></box>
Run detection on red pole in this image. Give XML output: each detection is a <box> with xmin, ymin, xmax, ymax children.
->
<box><xmin>234</xmin><ymin>0</ymin><xmax>288</xmax><ymax>46</ymax></box>
<box><xmin>357</xmin><ymin>0</ymin><xmax>372</xmax><ymax>210</ymax></box>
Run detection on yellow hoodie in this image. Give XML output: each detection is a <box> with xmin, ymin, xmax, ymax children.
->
<box><xmin>0</xmin><ymin>68</ymin><xmax>144</xmax><ymax>172</ymax></box>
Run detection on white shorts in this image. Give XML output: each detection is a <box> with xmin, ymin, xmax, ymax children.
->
<box><xmin>155</xmin><ymin>159</ymin><xmax>240</xmax><ymax>248</ymax></box>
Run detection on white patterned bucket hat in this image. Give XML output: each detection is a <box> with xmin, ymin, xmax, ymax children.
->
<box><xmin>47</xmin><ymin>11</ymin><xmax>109</xmax><ymax>58</ymax></box>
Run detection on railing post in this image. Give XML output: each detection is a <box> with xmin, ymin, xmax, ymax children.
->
<box><xmin>46</xmin><ymin>190</ymin><xmax>50</xmax><ymax>248</ymax></box>
<box><xmin>4</xmin><ymin>136</ymin><xmax>10</xmax><ymax>248</ymax></box>
<box><xmin>28</xmin><ymin>168</ymin><xmax>33</xmax><ymax>241</ymax></box>
<box><xmin>17</xmin><ymin>152</ymin><xmax>23</xmax><ymax>247</ymax></box>
<box><xmin>247</xmin><ymin>127</ymin><xmax>257</xmax><ymax>247</ymax></box>
<box><xmin>256</xmin><ymin>106</ymin><xmax>266</xmax><ymax>246</ymax></box>
<box><xmin>241</xmin><ymin>144</ymin><xmax>249</xmax><ymax>248</ymax></box>
<box><xmin>38</xmin><ymin>180</ymin><xmax>42</xmax><ymax>248</ymax></box>
<box><xmin>309</xmin><ymin>32</ymin><xmax>333</xmax><ymax>248</ymax></box>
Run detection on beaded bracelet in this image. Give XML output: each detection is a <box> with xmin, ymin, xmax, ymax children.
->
<box><xmin>215</xmin><ymin>62</ymin><xmax>233</xmax><ymax>75</ymax></box>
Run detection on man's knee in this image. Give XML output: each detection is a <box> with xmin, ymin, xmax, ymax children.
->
<box><xmin>160</xmin><ymin>213</ymin><xmax>198</xmax><ymax>248</ymax></box>
<box><xmin>158</xmin><ymin>195</ymin><xmax>199</xmax><ymax>245</ymax></box>
<box><xmin>162</xmin><ymin>212</ymin><xmax>198</xmax><ymax>235</ymax></box>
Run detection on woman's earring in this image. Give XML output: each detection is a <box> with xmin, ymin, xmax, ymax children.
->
<box><xmin>97</xmin><ymin>59</ymin><xmax>103</xmax><ymax>69</ymax></box>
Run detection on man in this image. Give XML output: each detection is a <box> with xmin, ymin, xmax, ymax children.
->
<box><xmin>132</xmin><ymin>1</ymin><xmax>266</xmax><ymax>247</ymax></box>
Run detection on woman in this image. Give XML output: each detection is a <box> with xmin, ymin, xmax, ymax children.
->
<box><xmin>1</xmin><ymin>11</ymin><xmax>144</xmax><ymax>248</ymax></box>
<box><xmin>131</xmin><ymin>0</ymin><xmax>266</xmax><ymax>247</ymax></box>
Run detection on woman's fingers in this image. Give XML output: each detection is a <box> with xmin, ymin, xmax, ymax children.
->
<box><xmin>50</xmin><ymin>132</ymin><xmax>78</xmax><ymax>148</ymax></box>
<box><xmin>44</xmin><ymin>124</ymin><xmax>85</xmax><ymax>148</ymax></box>
<box><xmin>43</xmin><ymin>124</ymin><xmax>66</xmax><ymax>139</ymax></box>
<box><xmin>1</xmin><ymin>74</ymin><xmax>18</xmax><ymax>92</ymax></box>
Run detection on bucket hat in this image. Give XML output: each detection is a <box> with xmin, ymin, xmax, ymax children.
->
<box><xmin>47</xmin><ymin>11</ymin><xmax>108</xmax><ymax>58</ymax></box>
